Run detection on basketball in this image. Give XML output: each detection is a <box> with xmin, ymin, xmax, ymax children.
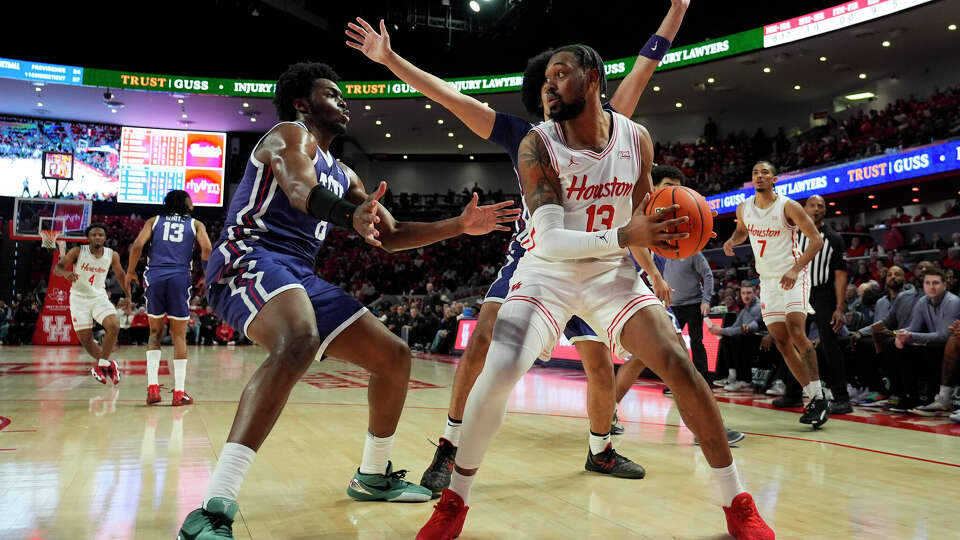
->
<box><xmin>644</xmin><ymin>186</ymin><xmax>713</xmax><ymax>259</ymax></box>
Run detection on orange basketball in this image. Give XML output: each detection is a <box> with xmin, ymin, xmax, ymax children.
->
<box><xmin>644</xmin><ymin>186</ymin><xmax>713</xmax><ymax>259</ymax></box>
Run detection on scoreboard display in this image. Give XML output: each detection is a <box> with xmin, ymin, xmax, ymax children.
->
<box><xmin>119</xmin><ymin>126</ymin><xmax>226</xmax><ymax>206</ymax></box>
<box><xmin>42</xmin><ymin>152</ymin><xmax>74</xmax><ymax>180</ymax></box>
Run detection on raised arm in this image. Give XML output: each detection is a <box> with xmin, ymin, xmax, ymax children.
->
<box><xmin>608</xmin><ymin>0</ymin><xmax>689</xmax><ymax>116</ymax></box>
<box><xmin>256</xmin><ymin>123</ymin><xmax>381</xmax><ymax>245</ymax></box>
<box><xmin>723</xmin><ymin>204</ymin><xmax>749</xmax><ymax>256</ymax></box>
<box><xmin>54</xmin><ymin>246</ymin><xmax>81</xmax><ymax>282</ymax></box>
<box><xmin>340</xmin><ymin>163</ymin><xmax>519</xmax><ymax>253</ymax></box>
<box><xmin>125</xmin><ymin>216</ymin><xmax>155</xmax><ymax>289</ymax></box>
<box><xmin>783</xmin><ymin>199</ymin><xmax>823</xmax><ymax>289</ymax></box>
<box><xmin>346</xmin><ymin>18</ymin><xmax>496</xmax><ymax>138</ymax></box>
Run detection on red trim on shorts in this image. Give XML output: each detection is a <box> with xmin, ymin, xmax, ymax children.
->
<box><xmin>505</xmin><ymin>295</ymin><xmax>560</xmax><ymax>336</ymax></box>
<box><xmin>606</xmin><ymin>295</ymin><xmax>657</xmax><ymax>339</ymax></box>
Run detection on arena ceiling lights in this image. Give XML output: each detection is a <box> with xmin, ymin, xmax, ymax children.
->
<box><xmin>0</xmin><ymin>0</ymin><xmax>935</xmax><ymax>101</ymax></box>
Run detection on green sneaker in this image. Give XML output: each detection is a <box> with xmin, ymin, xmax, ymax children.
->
<box><xmin>347</xmin><ymin>461</ymin><xmax>432</xmax><ymax>502</ymax></box>
<box><xmin>177</xmin><ymin>497</ymin><xmax>238</xmax><ymax>539</ymax></box>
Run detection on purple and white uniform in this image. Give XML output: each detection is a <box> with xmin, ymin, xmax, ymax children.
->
<box><xmin>206</xmin><ymin>121</ymin><xmax>365</xmax><ymax>347</ymax></box>
<box><xmin>145</xmin><ymin>214</ymin><xmax>196</xmax><ymax>320</ymax></box>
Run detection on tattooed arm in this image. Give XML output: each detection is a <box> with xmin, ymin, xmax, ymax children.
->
<box><xmin>519</xmin><ymin>130</ymin><xmax>687</xmax><ymax>259</ymax></box>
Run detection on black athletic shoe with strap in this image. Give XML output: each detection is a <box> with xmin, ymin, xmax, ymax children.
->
<box><xmin>584</xmin><ymin>443</ymin><xmax>646</xmax><ymax>479</ymax></box>
<box><xmin>419</xmin><ymin>437</ymin><xmax>457</xmax><ymax>498</ymax></box>
<box><xmin>799</xmin><ymin>397</ymin><xmax>830</xmax><ymax>428</ymax></box>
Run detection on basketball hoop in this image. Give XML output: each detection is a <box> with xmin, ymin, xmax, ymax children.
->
<box><xmin>40</xmin><ymin>228</ymin><xmax>61</xmax><ymax>250</ymax></box>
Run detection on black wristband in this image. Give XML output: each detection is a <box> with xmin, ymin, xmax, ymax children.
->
<box><xmin>307</xmin><ymin>183</ymin><xmax>357</xmax><ymax>228</ymax></box>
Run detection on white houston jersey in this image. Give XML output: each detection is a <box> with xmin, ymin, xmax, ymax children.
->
<box><xmin>72</xmin><ymin>245</ymin><xmax>113</xmax><ymax>297</ymax></box>
<box><xmin>741</xmin><ymin>194</ymin><xmax>800</xmax><ymax>278</ymax></box>
<box><xmin>528</xmin><ymin>111</ymin><xmax>641</xmax><ymax>261</ymax></box>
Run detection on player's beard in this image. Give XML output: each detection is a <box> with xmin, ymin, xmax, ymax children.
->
<box><xmin>549</xmin><ymin>95</ymin><xmax>587</xmax><ymax>122</ymax></box>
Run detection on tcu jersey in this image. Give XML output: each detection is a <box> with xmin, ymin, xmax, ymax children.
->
<box><xmin>209</xmin><ymin>121</ymin><xmax>351</xmax><ymax>283</ymax></box>
<box><xmin>72</xmin><ymin>245</ymin><xmax>113</xmax><ymax>297</ymax></box>
<box><xmin>528</xmin><ymin>110</ymin><xmax>641</xmax><ymax>262</ymax></box>
<box><xmin>147</xmin><ymin>214</ymin><xmax>196</xmax><ymax>274</ymax></box>
<box><xmin>741</xmin><ymin>194</ymin><xmax>800</xmax><ymax>279</ymax></box>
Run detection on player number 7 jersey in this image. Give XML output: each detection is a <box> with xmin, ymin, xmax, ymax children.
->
<box><xmin>528</xmin><ymin>111</ymin><xmax>641</xmax><ymax>261</ymax></box>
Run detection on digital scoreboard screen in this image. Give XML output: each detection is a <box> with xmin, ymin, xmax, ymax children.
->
<box><xmin>119</xmin><ymin>127</ymin><xmax>226</xmax><ymax>206</ymax></box>
<box><xmin>42</xmin><ymin>152</ymin><xmax>74</xmax><ymax>180</ymax></box>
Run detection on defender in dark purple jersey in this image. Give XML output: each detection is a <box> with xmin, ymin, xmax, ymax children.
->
<box><xmin>126</xmin><ymin>190</ymin><xmax>213</xmax><ymax>407</ymax></box>
<box><xmin>178</xmin><ymin>62</ymin><xmax>520</xmax><ymax>540</ymax></box>
<box><xmin>346</xmin><ymin>1</ymin><xmax>688</xmax><ymax>495</ymax></box>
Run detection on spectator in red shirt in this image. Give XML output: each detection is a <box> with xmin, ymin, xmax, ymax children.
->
<box><xmin>892</xmin><ymin>207</ymin><xmax>912</xmax><ymax>224</ymax></box>
<box><xmin>846</xmin><ymin>236</ymin><xmax>867</xmax><ymax>257</ymax></box>
<box><xmin>913</xmin><ymin>206</ymin><xmax>934</xmax><ymax>222</ymax></box>
<box><xmin>944</xmin><ymin>248</ymin><xmax>960</xmax><ymax>271</ymax></box>
<box><xmin>882</xmin><ymin>219</ymin><xmax>905</xmax><ymax>251</ymax></box>
<box><xmin>130</xmin><ymin>306</ymin><xmax>149</xmax><ymax>345</ymax></box>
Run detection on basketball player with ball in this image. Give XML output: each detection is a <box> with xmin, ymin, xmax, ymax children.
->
<box><xmin>418</xmin><ymin>44</ymin><xmax>773</xmax><ymax>540</ymax></box>
<box><xmin>722</xmin><ymin>160</ymin><xmax>829</xmax><ymax>428</ymax></box>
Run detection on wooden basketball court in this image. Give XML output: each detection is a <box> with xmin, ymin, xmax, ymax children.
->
<box><xmin>1</xmin><ymin>345</ymin><xmax>959</xmax><ymax>539</ymax></box>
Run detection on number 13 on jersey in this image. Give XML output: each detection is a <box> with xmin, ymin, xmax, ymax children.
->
<box><xmin>586</xmin><ymin>204</ymin><xmax>615</xmax><ymax>231</ymax></box>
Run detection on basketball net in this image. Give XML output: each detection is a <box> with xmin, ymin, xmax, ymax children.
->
<box><xmin>39</xmin><ymin>229</ymin><xmax>62</xmax><ymax>251</ymax></box>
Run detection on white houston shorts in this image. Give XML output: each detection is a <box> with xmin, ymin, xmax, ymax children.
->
<box><xmin>501</xmin><ymin>255</ymin><xmax>664</xmax><ymax>358</ymax></box>
<box><xmin>70</xmin><ymin>292</ymin><xmax>116</xmax><ymax>331</ymax></box>
<box><xmin>759</xmin><ymin>269</ymin><xmax>811</xmax><ymax>325</ymax></box>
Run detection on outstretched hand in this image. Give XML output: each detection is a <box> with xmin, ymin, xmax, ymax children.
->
<box><xmin>345</xmin><ymin>17</ymin><xmax>393</xmax><ymax>64</ymax></box>
<box><xmin>460</xmin><ymin>193</ymin><xmax>522</xmax><ymax>235</ymax></box>
<box><xmin>125</xmin><ymin>272</ymin><xmax>139</xmax><ymax>291</ymax></box>
<box><xmin>354</xmin><ymin>181</ymin><xmax>386</xmax><ymax>247</ymax></box>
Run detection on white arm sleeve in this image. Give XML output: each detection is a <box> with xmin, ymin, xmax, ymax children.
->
<box><xmin>529</xmin><ymin>204</ymin><xmax>622</xmax><ymax>259</ymax></box>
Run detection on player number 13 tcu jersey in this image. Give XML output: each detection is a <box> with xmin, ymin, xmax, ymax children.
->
<box><xmin>529</xmin><ymin>111</ymin><xmax>641</xmax><ymax>262</ymax></box>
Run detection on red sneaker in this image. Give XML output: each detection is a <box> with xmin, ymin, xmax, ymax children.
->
<box><xmin>106</xmin><ymin>360</ymin><xmax>121</xmax><ymax>385</ymax></box>
<box><xmin>90</xmin><ymin>365</ymin><xmax>107</xmax><ymax>384</ymax></box>
<box><xmin>416</xmin><ymin>489</ymin><xmax>469</xmax><ymax>540</ymax></box>
<box><xmin>723</xmin><ymin>492</ymin><xmax>775</xmax><ymax>539</ymax></box>
<box><xmin>147</xmin><ymin>384</ymin><xmax>162</xmax><ymax>405</ymax></box>
<box><xmin>172</xmin><ymin>390</ymin><xmax>194</xmax><ymax>406</ymax></box>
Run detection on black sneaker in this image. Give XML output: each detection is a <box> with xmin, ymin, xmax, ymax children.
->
<box><xmin>419</xmin><ymin>438</ymin><xmax>457</xmax><ymax>498</ymax></box>
<box><xmin>829</xmin><ymin>401</ymin><xmax>853</xmax><ymax>415</ymax></box>
<box><xmin>584</xmin><ymin>444</ymin><xmax>645</xmax><ymax>479</ymax></box>
<box><xmin>799</xmin><ymin>397</ymin><xmax>829</xmax><ymax>428</ymax></box>
<box><xmin>610</xmin><ymin>412</ymin><xmax>625</xmax><ymax>435</ymax></box>
<box><xmin>662</xmin><ymin>387</ymin><xmax>673</xmax><ymax>396</ymax></box>
<box><xmin>772</xmin><ymin>395</ymin><xmax>803</xmax><ymax>408</ymax></box>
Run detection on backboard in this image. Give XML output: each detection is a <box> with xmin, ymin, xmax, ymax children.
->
<box><xmin>11</xmin><ymin>197</ymin><xmax>92</xmax><ymax>242</ymax></box>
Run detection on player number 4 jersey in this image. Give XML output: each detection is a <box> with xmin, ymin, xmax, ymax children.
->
<box><xmin>741</xmin><ymin>194</ymin><xmax>801</xmax><ymax>278</ymax></box>
<box><xmin>72</xmin><ymin>245</ymin><xmax>113</xmax><ymax>297</ymax></box>
<box><xmin>529</xmin><ymin>111</ymin><xmax>641</xmax><ymax>262</ymax></box>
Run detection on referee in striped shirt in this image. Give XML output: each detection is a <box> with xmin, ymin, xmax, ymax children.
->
<box><xmin>795</xmin><ymin>195</ymin><xmax>852</xmax><ymax>414</ymax></box>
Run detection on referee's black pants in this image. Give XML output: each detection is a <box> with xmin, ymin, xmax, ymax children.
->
<box><xmin>784</xmin><ymin>285</ymin><xmax>850</xmax><ymax>401</ymax></box>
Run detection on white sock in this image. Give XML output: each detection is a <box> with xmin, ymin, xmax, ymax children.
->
<box><xmin>712</xmin><ymin>461</ymin><xmax>746</xmax><ymax>507</ymax></box>
<box><xmin>146</xmin><ymin>350</ymin><xmax>161</xmax><ymax>386</ymax></box>
<box><xmin>98</xmin><ymin>358</ymin><xmax>110</xmax><ymax>367</ymax></box>
<box><xmin>449</xmin><ymin>470</ymin><xmax>475</xmax><ymax>505</ymax></box>
<box><xmin>728</xmin><ymin>368</ymin><xmax>736</xmax><ymax>380</ymax></box>
<box><xmin>443</xmin><ymin>416</ymin><xmax>462</xmax><ymax>446</ymax></box>
<box><xmin>359</xmin><ymin>432</ymin><xmax>395</xmax><ymax>475</ymax></box>
<box><xmin>203</xmin><ymin>442</ymin><xmax>256</xmax><ymax>507</ymax></box>
<box><xmin>939</xmin><ymin>385</ymin><xmax>955</xmax><ymax>403</ymax></box>
<box><xmin>174</xmin><ymin>359</ymin><xmax>188</xmax><ymax>391</ymax></box>
<box><xmin>804</xmin><ymin>380</ymin><xmax>823</xmax><ymax>400</ymax></box>
<box><xmin>589</xmin><ymin>431</ymin><xmax>611</xmax><ymax>455</ymax></box>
